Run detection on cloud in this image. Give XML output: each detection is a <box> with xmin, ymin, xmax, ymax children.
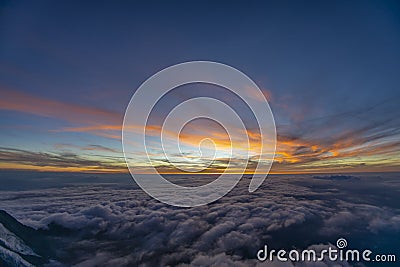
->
<box><xmin>244</xmin><ymin>86</ymin><xmax>273</xmax><ymax>103</ymax></box>
<box><xmin>271</xmin><ymin>98</ymin><xmax>400</xmax><ymax>172</ymax></box>
<box><xmin>54</xmin><ymin>143</ymin><xmax>121</xmax><ymax>153</ymax></box>
<box><xmin>0</xmin><ymin>147</ymin><xmax>125</xmax><ymax>172</ymax></box>
<box><xmin>0</xmin><ymin>88</ymin><xmax>126</xmax><ymax>143</ymax></box>
<box><xmin>0</xmin><ymin>88</ymin><xmax>121</xmax><ymax>125</ymax></box>
<box><xmin>82</xmin><ymin>145</ymin><xmax>120</xmax><ymax>153</ymax></box>
<box><xmin>1</xmin><ymin>88</ymin><xmax>399</xmax><ymax>173</ymax></box>
<box><xmin>1</xmin><ymin>173</ymin><xmax>398</xmax><ymax>266</ymax></box>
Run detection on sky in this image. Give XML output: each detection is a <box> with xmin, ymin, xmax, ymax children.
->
<box><xmin>0</xmin><ymin>0</ymin><xmax>400</xmax><ymax>174</ymax></box>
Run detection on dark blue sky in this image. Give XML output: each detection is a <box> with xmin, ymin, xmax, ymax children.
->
<box><xmin>1</xmin><ymin>0</ymin><xmax>399</xmax><ymax>173</ymax></box>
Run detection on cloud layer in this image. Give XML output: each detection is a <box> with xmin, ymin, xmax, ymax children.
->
<box><xmin>1</xmin><ymin>172</ymin><xmax>399</xmax><ymax>266</ymax></box>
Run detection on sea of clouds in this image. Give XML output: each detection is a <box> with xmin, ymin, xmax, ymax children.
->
<box><xmin>0</xmin><ymin>173</ymin><xmax>399</xmax><ymax>266</ymax></box>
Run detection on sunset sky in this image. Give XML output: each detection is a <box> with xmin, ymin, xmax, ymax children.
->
<box><xmin>1</xmin><ymin>0</ymin><xmax>400</xmax><ymax>174</ymax></box>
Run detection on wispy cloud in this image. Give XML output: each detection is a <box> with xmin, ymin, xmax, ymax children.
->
<box><xmin>0</xmin><ymin>147</ymin><xmax>125</xmax><ymax>172</ymax></box>
<box><xmin>271</xmin><ymin>98</ymin><xmax>400</xmax><ymax>172</ymax></box>
<box><xmin>0</xmin><ymin>88</ymin><xmax>121</xmax><ymax>125</ymax></box>
<box><xmin>1</xmin><ymin>88</ymin><xmax>399</xmax><ymax>173</ymax></box>
<box><xmin>54</xmin><ymin>143</ymin><xmax>121</xmax><ymax>153</ymax></box>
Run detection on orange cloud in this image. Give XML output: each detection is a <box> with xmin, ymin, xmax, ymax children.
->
<box><xmin>0</xmin><ymin>88</ymin><xmax>121</xmax><ymax>125</ymax></box>
<box><xmin>2</xmin><ymin>88</ymin><xmax>399</xmax><ymax>174</ymax></box>
<box><xmin>244</xmin><ymin>86</ymin><xmax>273</xmax><ymax>102</ymax></box>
